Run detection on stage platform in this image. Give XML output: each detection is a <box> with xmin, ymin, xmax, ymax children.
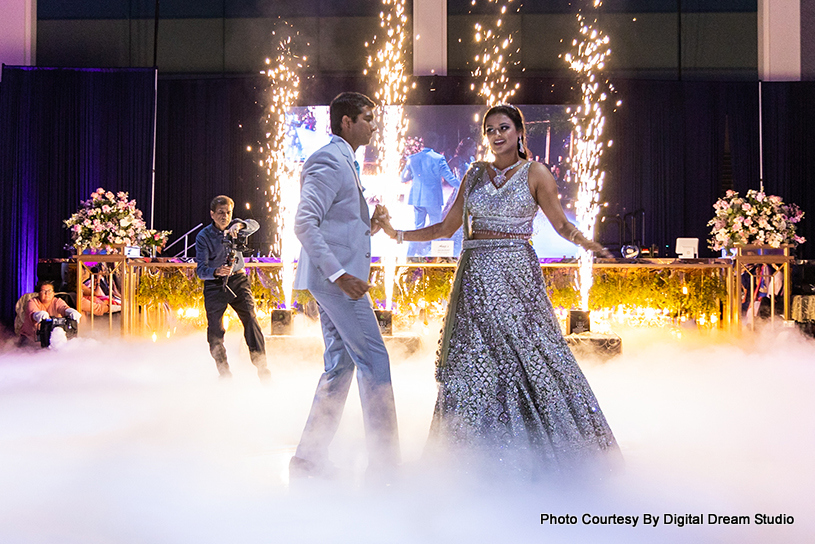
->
<box><xmin>265</xmin><ymin>333</ymin><xmax>423</xmax><ymax>358</ymax></box>
<box><xmin>566</xmin><ymin>331</ymin><xmax>623</xmax><ymax>360</ymax></box>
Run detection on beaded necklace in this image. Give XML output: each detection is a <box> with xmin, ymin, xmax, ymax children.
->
<box><xmin>490</xmin><ymin>158</ymin><xmax>524</xmax><ymax>189</ymax></box>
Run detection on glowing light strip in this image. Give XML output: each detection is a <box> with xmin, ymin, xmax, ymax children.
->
<box><xmin>564</xmin><ymin>0</ymin><xmax>615</xmax><ymax>310</ymax></box>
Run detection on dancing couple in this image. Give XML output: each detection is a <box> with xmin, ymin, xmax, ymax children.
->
<box><xmin>290</xmin><ymin>92</ymin><xmax>620</xmax><ymax>483</ymax></box>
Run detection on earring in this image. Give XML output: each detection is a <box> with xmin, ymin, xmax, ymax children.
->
<box><xmin>518</xmin><ymin>136</ymin><xmax>524</xmax><ymax>154</ymax></box>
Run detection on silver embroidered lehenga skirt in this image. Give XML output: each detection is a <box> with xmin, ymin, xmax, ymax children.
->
<box><xmin>427</xmin><ymin>238</ymin><xmax>620</xmax><ymax>475</ymax></box>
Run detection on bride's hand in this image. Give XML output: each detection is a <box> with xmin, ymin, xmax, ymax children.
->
<box><xmin>371</xmin><ymin>205</ymin><xmax>396</xmax><ymax>237</ymax></box>
<box><xmin>372</xmin><ymin>204</ymin><xmax>389</xmax><ymax>221</ymax></box>
<box><xmin>582</xmin><ymin>240</ymin><xmax>613</xmax><ymax>259</ymax></box>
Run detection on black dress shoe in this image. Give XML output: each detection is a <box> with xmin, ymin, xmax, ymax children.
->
<box><xmin>289</xmin><ymin>456</ymin><xmax>341</xmax><ymax>480</ymax></box>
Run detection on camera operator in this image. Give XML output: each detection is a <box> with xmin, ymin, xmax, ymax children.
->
<box><xmin>18</xmin><ymin>280</ymin><xmax>81</xmax><ymax>347</ymax></box>
<box><xmin>195</xmin><ymin>195</ymin><xmax>269</xmax><ymax>381</ymax></box>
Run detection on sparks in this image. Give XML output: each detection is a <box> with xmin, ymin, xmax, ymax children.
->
<box><xmin>366</xmin><ymin>0</ymin><xmax>411</xmax><ymax>311</ymax></box>
<box><xmin>565</xmin><ymin>1</ymin><xmax>615</xmax><ymax>311</ymax></box>
<box><xmin>472</xmin><ymin>0</ymin><xmax>520</xmax><ymax>106</ymax></box>
<box><xmin>262</xmin><ymin>26</ymin><xmax>304</xmax><ymax>309</ymax></box>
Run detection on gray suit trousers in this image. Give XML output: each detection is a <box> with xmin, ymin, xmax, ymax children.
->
<box><xmin>295</xmin><ymin>287</ymin><xmax>400</xmax><ymax>468</ymax></box>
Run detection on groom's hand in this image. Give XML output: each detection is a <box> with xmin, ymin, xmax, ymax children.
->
<box><xmin>371</xmin><ymin>204</ymin><xmax>395</xmax><ymax>237</ymax></box>
<box><xmin>336</xmin><ymin>273</ymin><xmax>370</xmax><ymax>300</ymax></box>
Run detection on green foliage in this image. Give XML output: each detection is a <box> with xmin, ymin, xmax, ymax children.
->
<box><xmin>543</xmin><ymin>268</ymin><xmax>580</xmax><ymax>310</ymax></box>
<box><xmin>248</xmin><ymin>267</ymin><xmax>280</xmax><ymax>311</ymax></box>
<box><xmin>133</xmin><ymin>263</ymin><xmax>727</xmax><ymax>325</ymax></box>
<box><xmin>136</xmin><ymin>267</ymin><xmax>203</xmax><ymax>308</ymax></box>
<box><xmin>542</xmin><ymin>266</ymin><xmax>727</xmax><ymax>319</ymax></box>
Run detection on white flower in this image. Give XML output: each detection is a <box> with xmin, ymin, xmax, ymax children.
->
<box><xmin>708</xmin><ymin>190</ymin><xmax>804</xmax><ymax>250</ymax></box>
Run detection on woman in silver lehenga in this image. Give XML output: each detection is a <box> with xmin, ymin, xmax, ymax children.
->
<box><xmin>377</xmin><ymin>105</ymin><xmax>621</xmax><ymax>476</ymax></box>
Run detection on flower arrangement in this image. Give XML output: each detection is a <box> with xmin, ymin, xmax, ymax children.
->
<box><xmin>708</xmin><ymin>189</ymin><xmax>805</xmax><ymax>251</ymax></box>
<box><xmin>64</xmin><ymin>188</ymin><xmax>171</xmax><ymax>253</ymax></box>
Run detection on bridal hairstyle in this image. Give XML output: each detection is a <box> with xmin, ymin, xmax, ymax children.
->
<box><xmin>482</xmin><ymin>104</ymin><xmax>529</xmax><ymax>160</ymax></box>
<box><xmin>330</xmin><ymin>92</ymin><xmax>376</xmax><ymax>135</ymax></box>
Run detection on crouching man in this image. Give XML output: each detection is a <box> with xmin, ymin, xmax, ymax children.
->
<box><xmin>18</xmin><ymin>280</ymin><xmax>81</xmax><ymax>347</ymax></box>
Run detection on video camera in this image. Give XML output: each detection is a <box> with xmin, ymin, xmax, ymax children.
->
<box><xmin>221</xmin><ymin>231</ymin><xmax>251</xmax><ymax>261</ymax></box>
<box><xmin>37</xmin><ymin>317</ymin><xmax>78</xmax><ymax>348</ymax></box>
<box><xmin>220</xmin><ymin>229</ymin><xmax>252</xmax><ymax>296</ymax></box>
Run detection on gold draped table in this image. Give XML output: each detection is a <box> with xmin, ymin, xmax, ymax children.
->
<box><xmin>722</xmin><ymin>245</ymin><xmax>794</xmax><ymax>330</ymax></box>
<box><xmin>58</xmin><ymin>252</ymin><xmax>795</xmax><ymax>336</ymax></box>
<box><xmin>792</xmin><ymin>295</ymin><xmax>815</xmax><ymax>322</ymax></box>
<box><xmin>125</xmin><ymin>257</ymin><xmax>736</xmax><ymax>334</ymax></box>
<box><xmin>74</xmin><ymin>248</ymin><xmax>138</xmax><ymax>335</ymax></box>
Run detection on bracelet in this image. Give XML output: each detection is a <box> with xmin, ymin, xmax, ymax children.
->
<box><xmin>396</xmin><ymin>230</ymin><xmax>404</xmax><ymax>244</ymax></box>
<box><xmin>568</xmin><ymin>229</ymin><xmax>581</xmax><ymax>243</ymax></box>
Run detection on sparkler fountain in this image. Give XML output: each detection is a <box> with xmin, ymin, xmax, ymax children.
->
<box><xmin>471</xmin><ymin>0</ymin><xmax>521</xmax><ymax>107</ymax></box>
<box><xmin>262</xmin><ymin>30</ymin><xmax>304</xmax><ymax>330</ymax></box>
<box><xmin>563</xmin><ymin>0</ymin><xmax>615</xmax><ymax>313</ymax></box>
<box><xmin>365</xmin><ymin>0</ymin><xmax>412</xmax><ymax>318</ymax></box>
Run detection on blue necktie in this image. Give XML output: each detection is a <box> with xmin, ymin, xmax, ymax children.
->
<box><xmin>353</xmin><ymin>160</ymin><xmax>369</xmax><ymax>223</ymax></box>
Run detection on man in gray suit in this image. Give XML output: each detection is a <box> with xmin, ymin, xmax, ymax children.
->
<box><xmin>290</xmin><ymin>92</ymin><xmax>399</xmax><ymax>481</ymax></box>
<box><xmin>401</xmin><ymin>133</ymin><xmax>459</xmax><ymax>256</ymax></box>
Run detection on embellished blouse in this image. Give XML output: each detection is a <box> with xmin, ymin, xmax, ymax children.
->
<box><xmin>463</xmin><ymin>161</ymin><xmax>537</xmax><ymax>239</ymax></box>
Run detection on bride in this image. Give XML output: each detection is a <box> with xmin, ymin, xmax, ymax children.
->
<box><xmin>376</xmin><ymin>104</ymin><xmax>621</xmax><ymax>476</ymax></box>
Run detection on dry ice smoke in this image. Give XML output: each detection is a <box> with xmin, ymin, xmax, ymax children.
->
<box><xmin>0</xmin><ymin>322</ymin><xmax>813</xmax><ymax>543</ymax></box>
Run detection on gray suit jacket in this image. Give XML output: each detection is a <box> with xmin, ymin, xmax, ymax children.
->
<box><xmin>294</xmin><ymin>135</ymin><xmax>372</xmax><ymax>292</ymax></box>
<box><xmin>401</xmin><ymin>148</ymin><xmax>459</xmax><ymax>209</ymax></box>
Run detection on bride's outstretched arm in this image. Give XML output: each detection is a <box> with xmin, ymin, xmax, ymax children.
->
<box><xmin>376</xmin><ymin>186</ymin><xmax>465</xmax><ymax>243</ymax></box>
<box><xmin>528</xmin><ymin>161</ymin><xmax>612</xmax><ymax>258</ymax></box>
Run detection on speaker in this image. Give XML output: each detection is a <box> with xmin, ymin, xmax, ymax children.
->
<box><xmin>271</xmin><ymin>309</ymin><xmax>292</xmax><ymax>335</ymax></box>
<box><xmin>568</xmin><ymin>310</ymin><xmax>591</xmax><ymax>335</ymax></box>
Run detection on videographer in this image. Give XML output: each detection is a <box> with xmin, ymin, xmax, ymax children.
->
<box><xmin>18</xmin><ymin>280</ymin><xmax>81</xmax><ymax>347</ymax></box>
<box><xmin>195</xmin><ymin>195</ymin><xmax>269</xmax><ymax>381</ymax></box>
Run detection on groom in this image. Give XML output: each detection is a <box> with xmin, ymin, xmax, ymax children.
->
<box><xmin>290</xmin><ymin>92</ymin><xmax>399</xmax><ymax>481</ymax></box>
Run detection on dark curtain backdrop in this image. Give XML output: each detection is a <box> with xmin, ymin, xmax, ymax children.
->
<box><xmin>761</xmin><ymin>82</ymin><xmax>815</xmax><ymax>257</ymax></box>
<box><xmin>601</xmin><ymin>80</ymin><xmax>813</xmax><ymax>260</ymax></box>
<box><xmin>3</xmin><ymin>72</ymin><xmax>815</xmax><ymax>331</ymax></box>
<box><xmin>153</xmin><ymin>77</ymin><xmax>270</xmax><ymax>255</ymax></box>
<box><xmin>601</xmin><ymin>80</ymin><xmax>763</xmax><ymax>256</ymax></box>
<box><xmin>0</xmin><ymin>66</ymin><xmax>155</xmax><ymax>329</ymax></box>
